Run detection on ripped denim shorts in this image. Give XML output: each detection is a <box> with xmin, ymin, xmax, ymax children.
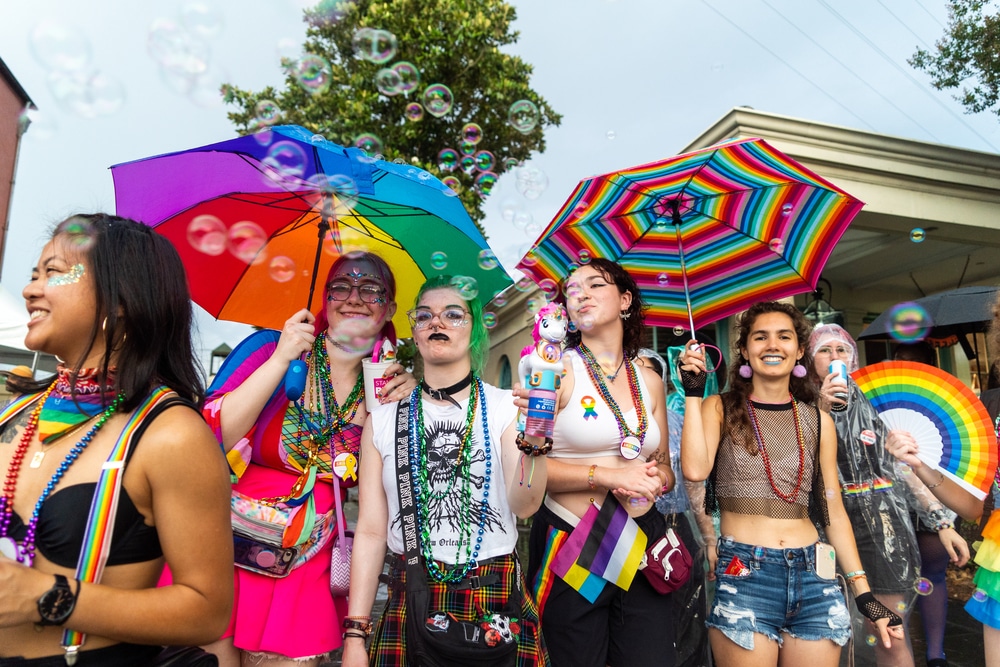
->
<box><xmin>706</xmin><ymin>537</ymin><xmax>851</xmax><ymax>651</ymax></box>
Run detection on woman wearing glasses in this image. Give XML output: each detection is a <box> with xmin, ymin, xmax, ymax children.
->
<box><xmin>203</xmin><ymin>251</ymin><xmax>415</xmax><ymax>667</ymax></box>
<box><xmin>808</xmin><ymin>324</ymin><xmax>930</xmax><ymax>666</ymax></box>
<box><xmin>343</xmin><ymin>275</ymin><xmax>549</xmax><ymax>667</ymax></box>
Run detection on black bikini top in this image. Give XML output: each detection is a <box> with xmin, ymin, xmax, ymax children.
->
<box><xmin>6</xmin><ymin>483</ymin><xmax>162</xmax><ymax>567</ymax></box>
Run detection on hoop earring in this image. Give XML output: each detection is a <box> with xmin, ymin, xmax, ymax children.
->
<box><xmin>739</xmin><ymin>364</ymin><xmax>753</xmax><ymax>379</ymax></box>
<box><xmin>792</xmin><ymin>363</ymin><xmax>807</xmax><ymax>378</ymax></box>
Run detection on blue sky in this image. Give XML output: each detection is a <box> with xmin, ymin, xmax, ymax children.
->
<box><xmin>2</xmin><ymin>0</ymin><xmax>998</xmax><ymax>372</ymax></box>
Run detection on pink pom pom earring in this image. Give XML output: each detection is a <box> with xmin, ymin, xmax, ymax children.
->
<box><xmin>792</xmin><ymin>363</ymin><xmax>808</xmax><ymax>378</ymax></box>
<box><xmin>738</xmin><ymin>364</ymin><xmax>753</xmax><ymax>379</ymax></box>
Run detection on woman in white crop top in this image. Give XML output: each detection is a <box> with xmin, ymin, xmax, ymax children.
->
<box><xmin>680</xmin><ymin>301</ymin><xmax>905</xmax><ymax>667</ymax></box>
<box><xmin>523</xmin><ymin>258</ymin><xmax>675</xmax><ymax>667</ymax></box>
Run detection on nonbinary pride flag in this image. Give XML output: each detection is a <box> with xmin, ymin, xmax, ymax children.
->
<box><xmin>550</xmin><ymin>494</ymin><xmax>648</xmax><ymax>602</ymax></box>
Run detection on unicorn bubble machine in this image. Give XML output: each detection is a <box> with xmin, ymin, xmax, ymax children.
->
<box><xmin>518</xmin><ymin>302</ymin><xmax>568</xmax><ymax>438</ymax></box>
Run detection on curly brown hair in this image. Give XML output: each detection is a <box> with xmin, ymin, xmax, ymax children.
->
<box><xmin>558</xmin><ymin>258</ymin><xmax>646</xmax><ymax>359</ymax></box>
<box><xmin>722</xmin><ymin>301</ymin><xmax>819</xmax><ymax>453</ymax></box>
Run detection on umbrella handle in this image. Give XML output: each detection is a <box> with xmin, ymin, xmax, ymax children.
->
<box><xmin>285</xmin><ymin>360</ymin><xmax>307</xmax><ymax>401</ymax></box>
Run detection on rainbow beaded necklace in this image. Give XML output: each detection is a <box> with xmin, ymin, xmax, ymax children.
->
<box><xmin>576</xmin><ymin>344</ymin><xmax>648</xmax><ymax>449</ymax></box>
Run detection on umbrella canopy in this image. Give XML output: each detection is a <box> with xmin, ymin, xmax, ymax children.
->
<box><xmin>112</xmin><ymin>125</ymin><xmax>510</xmax><ymax>335</ymax></box>
<box><xmin>858</xmin><ymin>285</ymin><xmax>1000</xmax><ymax>341</ymax></box>
<box><xmin>516</xmin><ymin>137</ymin><xmax>863</xmax><ymax>331</ymax></box>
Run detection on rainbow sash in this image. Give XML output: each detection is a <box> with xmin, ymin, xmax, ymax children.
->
<box><xmin>62</xmin><ymin>386</ymin><xmax>175</xmax><ymax>656</ymax></box>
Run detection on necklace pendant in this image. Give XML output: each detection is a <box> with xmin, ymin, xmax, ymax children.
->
<box><xmin>620</xmin><ymin>436</ymin><xmax>641</xmax><ymax>460</ymax></box>
<box><xmin>29</xmin><ymin>451</ymin><xmax>45</xmax><ymax>468</ymax></box>
<box><xmin>0</xmin><ymin>536</ymin><xmax>18</xmax><ymax>560</ymax></box>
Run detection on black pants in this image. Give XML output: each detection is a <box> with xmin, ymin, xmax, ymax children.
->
<box><xmin>528</xmin><ymin>501</ymin><xmax>675</xmax><ymax>667</ymax></box>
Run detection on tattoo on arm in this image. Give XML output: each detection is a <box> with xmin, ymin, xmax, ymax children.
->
<box><xmin>0</xmin><ymin>409</ymin><xmax>28</xmax><ymax>445</ymax></box>
<box><xmin>652</xmin><ymin>449</ymin><xmax>668</xmax><ymax>465</ymax></box>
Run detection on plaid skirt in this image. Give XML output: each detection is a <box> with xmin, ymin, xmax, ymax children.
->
<box><xmin>370</xmin><ymin>553</ymin><xmax>549</xmax><ymax>666</ymax></box>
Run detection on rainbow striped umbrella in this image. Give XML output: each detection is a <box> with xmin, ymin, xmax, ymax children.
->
<box><xmin>517</xmin><ymin>138</ymin><xmax>863</xmax><ymax>331</ymax></box>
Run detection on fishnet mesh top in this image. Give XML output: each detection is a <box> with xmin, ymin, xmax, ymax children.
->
<box><xmin>708</xmin><ymin>398</ymin><xmax>829</xmax><ymax>524</ymax></box>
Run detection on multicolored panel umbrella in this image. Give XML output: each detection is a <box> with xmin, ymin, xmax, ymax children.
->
<box><xmin>111</xmin><ymin>125</ymin><xmax>510</xmax><ymax>335</ymax></box>
<box><xmin>853</xmin><ymin>360</ymin><xmax>998</xmax><ymax>500</ymax></box>
<box><xmin>517</xmin><ymin>137</ymin><xmax>863</xmax><ymax>330</ymax></box>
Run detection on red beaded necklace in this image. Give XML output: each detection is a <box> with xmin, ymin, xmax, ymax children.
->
<box><xmin>746</xmin><ymin>394</ymin><xmax>805</xmax><ymax>503</ymax></box>
<box><xmin>1</xmin><ymin>383</ymin><xmax>55</xmax><ymax>539</ymax></box>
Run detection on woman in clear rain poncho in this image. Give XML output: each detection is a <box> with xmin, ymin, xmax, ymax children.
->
<box><xmin>808</xmin><ymin>324</ymin><xmax>924</xmax><ymax>666</ymax></box>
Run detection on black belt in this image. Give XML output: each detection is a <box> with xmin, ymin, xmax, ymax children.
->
<box><xmin>380</xmin><ymin>552</ymin><xmax>505</xmax><ymax>590</ymax></box>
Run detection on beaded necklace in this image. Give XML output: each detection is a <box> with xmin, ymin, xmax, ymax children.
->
<box><xmin>0</xmin><ymin>385</ymin><xmax>121</xmax><ymax>566</ymax></box>
<box><xmin>302</xmin><ymin>332</ymin><xmax>363</xmax><ymax>453</ymax></box>
<box><xmin>746</xmin><ymin>394</ymin><xmax>806</xmax><ymax>504</ymax></box>
<box><xmin>576</xmin><ymin>344</ymin><xmax>648</xmax><ymax>455</ymax></box>
<box><xmin>407</xmin><ymin>377</ymin><xmax>491</xmax><ymax>583</ymax></box>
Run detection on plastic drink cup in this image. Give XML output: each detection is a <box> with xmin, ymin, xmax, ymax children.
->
<box><xmin>362</xmin><ymin>358</ymin><xmax>395</xmax><ymax>412</ymax></box>
<box><xmin>829</xmin><ymin>360</ymin><xmax>849</xmax><ymax>401</ymax></box>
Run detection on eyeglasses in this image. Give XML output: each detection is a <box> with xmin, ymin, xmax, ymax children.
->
<box><xmin>326</xmin><ymin>281</ymin><xmax>386</xmax><ymax>304</ymax></box>
<box><xmin>814</xmin><ymin>345</ymin><xmax>852</xmax><ymax>358</ymax></box>
<box><xmin>407</xmin><ymin>307</ymin><xmax>470</xmax><ymax>330</ymax></box>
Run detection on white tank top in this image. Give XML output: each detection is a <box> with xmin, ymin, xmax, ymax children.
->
<box><xmin>550</xmin><ymin>349</ymin><xmax>662</xmax><ymax>460</ymax></box>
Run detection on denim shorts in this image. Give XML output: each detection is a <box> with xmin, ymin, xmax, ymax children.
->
<box><xmin>706</xmin><ymin>537</ymin><xmax>851</xmax><ymax>651</ymax></box>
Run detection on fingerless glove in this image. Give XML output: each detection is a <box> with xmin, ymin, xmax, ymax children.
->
<box><xmin>677</xmin><ymin>362</ymin><xmax>707</xmax><ymax>398</ymax></box>
<box><xmin>855</xmin><ymin>592</ymin><xmax>903</xmax><ymax>627</ymax></box>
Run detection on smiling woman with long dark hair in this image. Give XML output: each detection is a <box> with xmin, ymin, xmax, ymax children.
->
<box><xmin>0</xmin><ymin>213</ymin><xmax>232</xmax><ymax>665</ymax></box>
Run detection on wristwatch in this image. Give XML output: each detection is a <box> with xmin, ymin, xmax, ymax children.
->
<box><xmin>37</xmin><ymin>574</ymin><xmax>79</xmax><ymax>626</ymax></box>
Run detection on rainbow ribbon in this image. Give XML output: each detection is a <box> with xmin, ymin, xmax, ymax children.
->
<box><xmin>62</xmin><ymin>386</ymin><xmax>174</xmax><ymax>653</ymax></box>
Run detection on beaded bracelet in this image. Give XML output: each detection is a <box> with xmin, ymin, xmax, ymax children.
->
<box><xmin>844</xmin><ymin>569</ymin><xmax>866</xmax><ymax>579</ymax></box>
<box><xmin>342</xmin><ymin>618</ymin><xmax>373</xmax><ymax>635</ymax></box>
<box><xmin>588</xmin><ymin>464</ymin><xmax>597</xmax><ymax>490</ymax></box>
<box><xmin>515</xmin><ymin>431</ymin><xmax>553</xmax><ymax>456</ymax></box>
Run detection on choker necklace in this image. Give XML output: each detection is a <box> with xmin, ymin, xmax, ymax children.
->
<box><xmin>420</xmin><ymin>372</ymin><xmax>473</xmax><ymax>409</ymax></box>
<box><xmin>577</xmin><ymin>344</ymin><xmax>648</xmax><ymax>459</ymax></box>
<box><xmin>746</xmin><ymin>394</ymin><xmax>805</xmax><ymax>503</ymax></box>
<box><xmin>605</xmin><ymin>356</ymin><xmax>626</xmax><ymax>382</ymax></box>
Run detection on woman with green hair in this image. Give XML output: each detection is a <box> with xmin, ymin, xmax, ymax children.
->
<box><xmin>343</xmin><ymin>275</ymin><xmax>550</xmax><ymax>666</ymax></box>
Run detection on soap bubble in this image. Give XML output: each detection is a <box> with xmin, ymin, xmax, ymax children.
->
<box><xmin>352</xmin><ymin>27</ymin><xmax>397</xmax><ymax>64</ymax></box>
<box><xmin>187</xmin><ymin>215</ymin><xmax>227</xmax><ymax>255</ymax></box>
<box><xmin>508</xmin><ymin>99</ymin><xmax>540</xmax><ymax>133</ymax></box>
<box><xmin>405</xmin><ymin>102</ymin><xmax>424</xmax><ymax>121</ymax></box>
<box><xmin>910</xmin><ymin>227</ymin><xmax>926</xmax><ymax>243</ymax></box>
<box><xmin>475</xmin><ymin>150</ymin><xmax>496</xmax><ymax>172</ymax></box>
<box><xmin>268</xmin><ymin>256</ymin><xmax>296</xmax><ymax>282</ymax></box>
<box><xmin>430</xmin><ymin>251</ymin><xmax>448</xmax><ymax>270</ymax></box>
<box><xmin>769</xmin><ymin>238</ymin><xmax>784</xmax><ymax>253</ymax></box>
<box><xmin>423</xmin><ymin>84</ymin><xmax>453</xmax><ymax>117</ymax></box>
<box><xmin>462</xmin><ymin>123</ymin><xmax>483</xmax><ymax>144</ymax></box>
<box><xmin>392</xmin><ymin>61</ymin><xmax>421</xmax><ymax>94</ymax></box>
<box><xmin>483</xmin><ymin>312</ymin><xmax>497</xmax><ymax>329</ymax></box>
<box><xmin>888</xmin><ymin>302</ymin><xmax>932</xmax><ymax>343</ymax></box>
<box><xmin>437</xmin><ymin>148</ymin><xmax>459</xmax><ymax>172</ymax></box>
<box><xmin>450</xmin><ymin>275</ymin><xmax>479</xmax><ymax>300</ymax></box>
<box><xmin>913</xmin><ymin>577</ymin><xmax>934</xmax><ymax>596</ymax></box>
<box><xmin>374</xmin><ymin>67</ymin><xmax>401</xmax><ymax>96</ymax></box>
<box><xmin>478</xmin><ymin>249</ymin><xmax>499</xmax><ymax>270</ymax></box>
<box><xmin>30</xmin><ymin>22</ymin><xmax>91</xmax><ymax>71</ymax></box>
<box><xmin>354</xmin><ymin>133</ymin><xmax>383</xmax><ymax>155</ymax></box>
<box><xmin>293</xmin><ymin>53</ymin><xmax>332</xmax><ymax>94</ymax></box>
<box><xmin>228</xmin><ymin>221</ymin><xmax>268</xmax><ymax>265</ymax></box>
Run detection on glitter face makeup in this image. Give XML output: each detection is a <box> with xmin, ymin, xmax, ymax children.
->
<box><xmin>48</xmin><ymin>263</ymin><xmax>85</xmax><ymax>287</ymax></box>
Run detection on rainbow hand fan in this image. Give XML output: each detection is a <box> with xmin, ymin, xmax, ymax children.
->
<box><xmin>852</xmin><ymin>360</ymin><xmax>997</xmax><ymax>500</ymax></box>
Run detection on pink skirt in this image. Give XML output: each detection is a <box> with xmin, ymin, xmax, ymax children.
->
<box><xmin>224</xmin><ymin>463</ymin><xmax>348</xmax><ymax>658</ymax></box>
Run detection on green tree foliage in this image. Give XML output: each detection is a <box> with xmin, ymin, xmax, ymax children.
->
<box><xmin>222</xmin><ymin>0</ymin><xmax>561</xmax><ymax>232</ymax></box>
<box><xmin>910</xmin><ymin>0</ymin><xmax>1000</xmax><ymax>118</ymax></box>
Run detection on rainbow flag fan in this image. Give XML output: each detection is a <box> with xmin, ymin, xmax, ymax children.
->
<box><xmin>852</xmin><ymin>360</ymin><xmax>998</xmax><ymax>500</ymax></box>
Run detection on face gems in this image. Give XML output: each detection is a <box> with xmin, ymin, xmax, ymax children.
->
<box><xmin>48</xmin><ymin>263</ymin><xmax>85</xmax><ymax>287</ymax></box>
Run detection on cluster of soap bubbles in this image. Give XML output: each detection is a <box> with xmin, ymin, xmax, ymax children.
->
<box><xmin>187</xmin><ymin>214</ymin><xmax>268</xmax><ymax>265</ymax></box>
<box><xmin>146</xmin><ymin>3</ymin><xmax>228</xmax><ymax>108</ymax></box>
<box><xmin>31</xmin><ymin>21</ymin><xmax>125</xmax><ymax>118</ymax></box>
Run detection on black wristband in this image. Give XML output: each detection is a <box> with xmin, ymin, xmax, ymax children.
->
<box><xmin>677</xmin><ymin>363</ymin><xmax>707</xmax><ymax>398</ymax></box>
<box><xmin>855</xmin><ymin>591</ymin><xmax>903</xmax><ymax>627</ymax></box>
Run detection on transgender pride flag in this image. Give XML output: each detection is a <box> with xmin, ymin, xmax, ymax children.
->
<box><xmin>550</xmin><ymin>495</ymin><xmax>648</xmax><ymax>602</ymax></box>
